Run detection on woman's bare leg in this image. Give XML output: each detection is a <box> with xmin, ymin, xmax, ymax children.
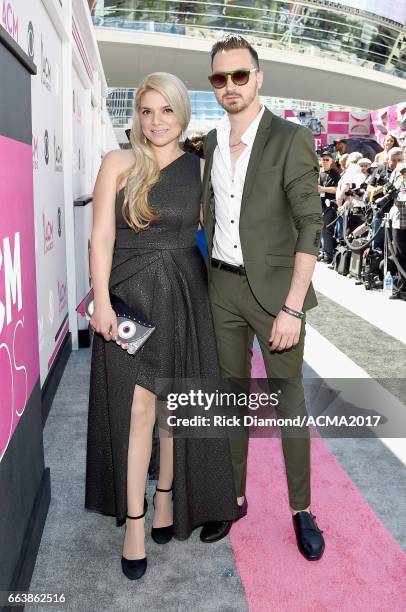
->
<box><xmin>123</xmin><ymin>384</ymin><xmax>156</xmax><ymax>560</ymax></box>
<box><xmin>152</xmin><ymin>434</ymin><xmax>173</xmax><ymax>528</ymax></box>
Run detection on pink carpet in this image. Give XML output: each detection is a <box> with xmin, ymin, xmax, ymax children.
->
<box><xmin>229</xmin><ymin>349</ymin><xmax>406</xmax><ymax>611</ymax></box>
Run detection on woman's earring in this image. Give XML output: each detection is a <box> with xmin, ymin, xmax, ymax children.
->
<box><xmin>143</xmin><ymin>135</ymin><xmax>147</xmax><ymax>144</ymax></box>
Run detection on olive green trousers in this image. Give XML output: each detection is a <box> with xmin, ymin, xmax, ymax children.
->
<box><xmin>209</xmin><ymin>265</ymin><xmax>311</xmax><ymax>511</ymax></box>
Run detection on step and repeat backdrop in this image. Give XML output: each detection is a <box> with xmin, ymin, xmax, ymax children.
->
<box><xmin>2</xmin><ymin>0</ymin><xmax>67</xmax><ymax>394</ymax></box>
<box><xmin>0</xmin><ymin>0</ymin><xmax>117</xmax><ymax>462</ymax></box>
<box><xmin>0</xmin><ymin>0</ymin><xmax>117</xmax><ymax>591</ymax></box>
<box><xmin>1</xmin><ymin>0</ymin><xmax>107</xmax><ymax>399</ymax></box>
<box><xmin>0</xmin><ymin>41</ymin><xmax>39</xmax><ymax>465</ymax></box>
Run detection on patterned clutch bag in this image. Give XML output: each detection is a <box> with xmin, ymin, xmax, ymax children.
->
<box><xmin>76</xmin><ymin>289</ymin><xmax>155</xmax><ymax>354</ymax></box>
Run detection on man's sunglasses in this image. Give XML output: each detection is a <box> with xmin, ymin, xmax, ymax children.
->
<box><xmin>208</xmin><ymin>68</ymin><xmax>258</xmax><ymax>89</ymax></box>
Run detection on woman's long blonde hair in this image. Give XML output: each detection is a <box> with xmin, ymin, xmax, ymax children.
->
<box><xmin>117</xmin><ymin>72</ymin><xmax>191</xmax><ymax>232</ymax></box>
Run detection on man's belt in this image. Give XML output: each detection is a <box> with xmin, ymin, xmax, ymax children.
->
<box><xmin>210</xmin><ymin>258</ymin><xmax>246</xmax><ymax>275</ymax></box>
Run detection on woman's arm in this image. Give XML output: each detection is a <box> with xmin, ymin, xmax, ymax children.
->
<box><xmin>89</xmin><ymin>150</ymin><xmax>121</xmax><ymax>340</ymax></box>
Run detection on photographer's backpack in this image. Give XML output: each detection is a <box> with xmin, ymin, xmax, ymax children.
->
<box><xmin>349</xmin><ymin>239</ymin><xmax>368</xmax><ymax>280</ymax></box>
<box><xmin>361</xmin><ymin>248</ymin><xmax>383</xmax><ymax>289</ymax></box>
<box><xmin>334</xmin><ymin>244</ymin><xmax>352</xmax><ymax>275</ymax></box>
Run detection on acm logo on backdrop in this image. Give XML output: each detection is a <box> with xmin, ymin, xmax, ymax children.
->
<box><xmin>32</xmin><ymin>17</ymin><xmax>66</xmax><ymax>351</ymax></box>
<box><xmin>2</xmin><ymin>1</ymin><xmax>19</xmax><ymax>40</ymax></box>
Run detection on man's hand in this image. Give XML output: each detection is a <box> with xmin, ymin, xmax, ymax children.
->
<box><xmin>269</xmin><ymin>310</ymin><xmax>302</xmax><ymax>351</ymax></box>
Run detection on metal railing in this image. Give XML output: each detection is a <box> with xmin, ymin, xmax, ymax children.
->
<box><xmin>106</xmin><ymin>87</ymin><xmax>369</xmax><ymax>129</ymax></box>
<box><xmin>92</xmin><ymin>0</ymin><xmax>406</xmax><ymax>79</ymax></box>
<box><xmin>107</xmin><ymin>88</ymin><xmax>226</xmax><ymax>127</ymax></box>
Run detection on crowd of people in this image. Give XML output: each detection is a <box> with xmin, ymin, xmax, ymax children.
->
<box><xmin>317</xmin><ymin>132</ymin><xmax>406</xmax><ymax>300</ymax></box>
<box><xmin>164</xmin><ymin>127</ymin><xmax>406</xmax><ymax>300</ymax></box>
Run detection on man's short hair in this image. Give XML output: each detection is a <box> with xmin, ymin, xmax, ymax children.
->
<box><xmin>389</xmin><ymin>147</ymin><xmax>403</xmax><ymax>157</ymax></box>
<box><xmin>347</xmin><ymin>151</ymin><xmax>363</xmax><ymax>164</ymax></box>
<box><xmin>210</xmin><ymin>34</ymin><xmax>259</xmax><ymax>69</ymax></box>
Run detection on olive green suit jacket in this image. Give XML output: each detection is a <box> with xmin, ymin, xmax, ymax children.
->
<box><xmin>202</xmin><ymin>107</ymin><xmax>323</xmax><ymax>316</ymax></box>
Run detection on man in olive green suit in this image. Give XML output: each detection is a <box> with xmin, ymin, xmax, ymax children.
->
<box><xmin>199</xmin><ymin>34</ymin><xmax>325</xmax><ymax>560</ymax></box>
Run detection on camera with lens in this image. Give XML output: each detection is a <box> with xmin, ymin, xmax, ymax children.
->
<box><xmin>373</xmin><ymin>182</ymin><xmax>399</xmax><ymax>212</ymax></box>
<box><xmin>344</xmin><ymin>182</ymin><xmax>367</xmax><ymax>199</ymax></box>
<box><xmin>371</xmin><ymin>169</ymin><xmax>388</xmax><ymax>186</ymax></box>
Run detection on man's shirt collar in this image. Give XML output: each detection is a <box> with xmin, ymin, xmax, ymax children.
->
<box><xmin>217</xmin><ymin>104</ymin><xmax>265</xmax><ymax>147</ymax></box>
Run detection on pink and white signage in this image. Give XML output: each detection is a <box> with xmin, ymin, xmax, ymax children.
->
<box><xmin>282</xmin><ymin>109</ymin><xmax>372</xmax><ymax>146</ymax></box>
<box><xmin>371</xmin><ymin>102</ymin><xmax>406</xmax><ymax>143</ymax></box>
<box><xmin>0</xmin><ymin>135</ymin><xmax>40</xmax><ymax>462</ymax></box>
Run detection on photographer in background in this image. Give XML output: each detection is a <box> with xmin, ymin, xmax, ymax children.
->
<box><xmin>366</xmin><ymin>147</ymin><xmax>403</xmax><ymax>249</ymax></box>
<box><xmin>318</xmin><ymin>151</ymin><xmax>341</xmax><ymax>263</ymax></box>
<box><xmin>388</xmin><ymin>165</ymin><xmax>406</xmax><ymax>299</ymax></box>
<box><xmin>367</xmin><ymin>147</ymin><xmax>403</xmax><ymax>196</ymax></box>
<box><xmin>335</xmin><ymin>152</ymin><xmax>365</xmax><ymax>240</ymax></box>
<box><xmin>358</xmin><ymin>157</ymin><xmax>372</xmax><ymax>177</ymax></box>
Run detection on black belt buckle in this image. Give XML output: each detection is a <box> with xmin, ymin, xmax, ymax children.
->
<box><xmin>211</xmin><ymin>258</ymin><xmax>246</xmax><ymax>275</ymax></box>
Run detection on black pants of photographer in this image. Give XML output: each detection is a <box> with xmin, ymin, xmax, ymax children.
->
<box><xmin>322</xmin><ymin>206</ymin><xmax>337</xmax><ymax>260</ymax></box>
<box><xmin>392</xmin><ymin>228</ymin><xmax>406</xmax><ymax>296</ymax></box>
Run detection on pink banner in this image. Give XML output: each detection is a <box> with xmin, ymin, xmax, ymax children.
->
<box><xmin>328</xmin><ymin>111</ymin><xmax>349</xmax><ymax>122</ymax></box>
<box><xmin>327</xmin><ymin>123</ymin><xmax>348</xmax><ymax>134</ymax></box>
<box><xmin>0</xmin><ymin>135</ymin><xmax>40</xmax><ymax>463</ymax></box>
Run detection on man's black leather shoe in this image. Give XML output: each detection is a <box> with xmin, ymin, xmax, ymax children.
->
<box><xmin>292</xmin><ymin>511</ymin><xmax>325</xmax><ymax>560</ymax></box>
<box><xmin>200</xmin><ymin>498</ymin><xmax>248</xmax><ymax>543</ymax></box>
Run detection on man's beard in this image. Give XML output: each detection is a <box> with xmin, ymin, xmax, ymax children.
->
<box><xmin>221</xmin><ymin>88</ymin><xmax>257</xmax><ymax>114</ymax></box>
<box><xmin>223</xmin><ymin>96</ymin><xmax>245</xmax><ymax>114</ymax></box>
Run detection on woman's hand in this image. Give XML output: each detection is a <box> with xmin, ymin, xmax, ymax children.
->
<box><xmin>90</xmin><ymin>304</ymin><xmax>118</xmax><ymax>342</ymax></box>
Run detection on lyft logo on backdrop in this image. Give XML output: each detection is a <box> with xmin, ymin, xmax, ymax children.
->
<box><xmin>2</xmin><ymin>1</ymin><xmax>18</xmax><ymax>42</ymax></box>
<box><xmin>58</xmin><ymin>278</ymin><xmax>67</xmax><ymax>314</ymax></box>
<box><xmin>57</xmin><ymin>207</ymin><xmax>62</xmax><ymax>238</ymax></box>
<box><xmin>54</xmin><ymin>132</ymin><xmax>63</xmax><ymax>172</ymax></box>
<box><xmin>41</xmin><ymin>33</ymin><xmax>52</xmax><ymax>91</ymax></box>
<box><xmin>44</xmin><ymin>129</ymin><xmax>49</xmax><ymax>165</ymax></box>
<box><xmin>42</xmin><ymin>211</ymin><xmax>54</xmax><ymax>255</ymax></box>
<box><xmin>0</xmin><ymin>232</ymin><xmax>22</xmax><ymax>336</ymax></box>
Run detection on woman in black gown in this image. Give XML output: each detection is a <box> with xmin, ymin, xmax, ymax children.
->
<box><xmin>84</xmin><ymin>72</ymin><xmax>238</xmax><ymax>580</ymax></box>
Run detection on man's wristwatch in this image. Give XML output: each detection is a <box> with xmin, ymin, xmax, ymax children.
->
<box><xmin>281</xmin><ymin>304</ymin><xmax>305</xmax><ymax>320</ymax></box>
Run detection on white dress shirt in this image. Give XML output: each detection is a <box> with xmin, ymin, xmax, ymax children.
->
<box><xmin>211</xmin><ymin>105</ymin><xmax>265</xmax><ymax>265</ymax></box>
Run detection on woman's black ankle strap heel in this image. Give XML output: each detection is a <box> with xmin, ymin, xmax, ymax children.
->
<box><xmin>151</xmin><ymin>485</ymin><xmax>174</xmax><ymax>544</ymax></box>
<box><xmin>121</xmin><ymin>505</ymin><xmax>148</xmax><ymax>580</ymax></box>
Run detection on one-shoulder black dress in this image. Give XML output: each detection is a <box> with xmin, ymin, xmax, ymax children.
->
<box><xmin>84</xmin><ymin>152</ymin><xmax>238</xmax><ymax>539</ymax></box>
